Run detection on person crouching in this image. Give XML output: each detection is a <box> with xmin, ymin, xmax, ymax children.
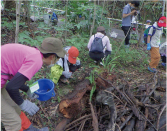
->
<box><xmin>50</xmin><ymin>46</ymin><xmax>81</xmax><ymax>84</ymax></box>
<box><xmin>87</xmin><ymin>26</ymin><xmax>112</xmax><ymax>65</ymax></box>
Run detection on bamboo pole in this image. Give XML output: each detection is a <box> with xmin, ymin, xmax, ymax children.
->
<box><xmin>90</xmin><ymin>0</ymin><xmax>96</xmax><ymax>37</ymax></box>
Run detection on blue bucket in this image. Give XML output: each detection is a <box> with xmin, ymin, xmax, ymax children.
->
<box><xmin>35</xmin><ymin>79</ymin><xmax>55</xmax><ymax>101</ymax></box>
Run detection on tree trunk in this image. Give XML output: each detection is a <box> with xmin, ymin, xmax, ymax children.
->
<box><xmin>15</xmin><ymin>1</ymin><xmax>22</xmax><ymax>43</ymax></box>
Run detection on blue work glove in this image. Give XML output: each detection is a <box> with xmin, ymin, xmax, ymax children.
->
<box><xmin>62</xmin><ymin>71</ymin><xmax>72</xmax><ymax>78</ymax></box>
<box><xmin>19</xmin><ymin>100</ymin><xmax>39</xmax><ymax>116</ymax></box>
<box><xmin>147</xmin><ymin>43</ymin><xmax>151</xmax><ymax>50</ymax></box>
<box><xmin>27</xmin><ymin>88</ymin><xmax>38</xmax><ymax>100</ymax></box>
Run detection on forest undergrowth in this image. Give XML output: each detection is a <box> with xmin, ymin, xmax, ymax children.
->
<box><xmin>1</xmin><ymin>19</ymin><xmax>166</xmax><ymax>131</ymax></box>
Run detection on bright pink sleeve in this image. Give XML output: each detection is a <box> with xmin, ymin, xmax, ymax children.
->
<box><xmin>18</xmin><ymin>53</ymin><xmax>43</xmax><ymax>80</ymax></box>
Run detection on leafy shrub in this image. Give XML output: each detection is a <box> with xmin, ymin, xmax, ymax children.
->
<box><xmin>111</xmin><ymin>39</ymin><xmax>149</xmax><ymax>71</ymax></box>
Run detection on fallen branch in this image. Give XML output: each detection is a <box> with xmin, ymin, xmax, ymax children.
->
<box><xmin>104</xmin><ymin>90</ymin><xmax>124</xmax><ymax>104</ymax></box>
<box><xmin>65</xmin><ymin>114</ymin><xmax>91</xmax><ymax>129</ymax></box>
<box><xmin>157</xmin><ymin>104</ymin><xmax>166</xmax><ymax>131</ymax></box>
<box><xmin>90</xmin><ymin>100</ymin><xmax>99</xmax><ymax>131</ymax></box>
<box><xmin>96</xmin><ymin>73</ymin><xmax>158</xmax><ymax>131</ymax></box>
<box><xmin>119</xmin><ymin>112</ymin><xmax>133</xmax><ymax>130</ymax></box>
<box><xmin>55</xmin><ymin>118</ymin><xmax>71</xmax><ymax>131</ymax></box>
<box><xmin>123</xmin><ymin>118</ymin><xmax>135</xmax><ymax>131</ymax></box>
<box><xmin>78</xmin><ymin>118</ymin><xmax>91</xmax><ymax>131</ymax></box>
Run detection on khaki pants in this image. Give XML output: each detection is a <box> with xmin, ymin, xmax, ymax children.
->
<box><xmin>149</xmin><ymin>47</ymin><xmax>160</xmax><ymax>69</ymax></box>
<box><xmin>1</xmin><ymin>87</ymin><xmax>22</xmax><ymax>131</ymax></box>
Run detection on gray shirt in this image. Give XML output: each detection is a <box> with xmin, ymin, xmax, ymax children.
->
<box><xmin>122</xmin><ymin>4</ymin><xmax>131</xmax><ymax>26</ymax></box>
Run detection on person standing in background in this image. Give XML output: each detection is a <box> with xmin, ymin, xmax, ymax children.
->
<box><xmin>121</xmin><ymin>1</ymin><xmax>140</xmax><ymax>48</ymax></box>
<box><xmin>147</xmin><ymin>16</ymin><xmax>166</xmax><ymax>73</ymax></box>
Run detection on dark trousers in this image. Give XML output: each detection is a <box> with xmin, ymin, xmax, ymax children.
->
<box><xmin>161</xmin><ymin>55</ymin><xmax>166</xmax><ymax>63</ymax></box>
<box><xmin>69</xmin><ymin>64</ymin><xmax>81</xmax><ymax>72</ymax></box>
<box><xmin>143</xmin><ymin>36</ymin><xmax>147</xmax><ymax>44</ymax></box>
<box><xmin>89</xmin><ymin>50</ymin><xmax>111</xmax><ymax>62</ymax></box>
<box><xmin>121</xmin><ymin>26</ymin><xmax>131</xmax><ymax>45</ymax></box>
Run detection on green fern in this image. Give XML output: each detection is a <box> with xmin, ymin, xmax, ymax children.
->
<box><xmin>86</xmin><ymin>70</ymin><xmax>97</xmax><ymax>102</ymax></box>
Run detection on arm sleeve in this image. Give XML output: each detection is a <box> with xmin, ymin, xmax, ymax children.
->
<box><xmin>18</xmin><ymin>53</ymin><xmax>43</xmax><ymax>80</ymax></box>
<box><xmin>50</xmin><ymin>64</ymin><xmax>63</xmax><ymax>84</ymax></box>
<box><xmin>87</xmin><ymin>35</ymin><xmax>94</xmax><ymax>50</ymax></box>
<box><xmin>6</xmin><ymin>72</ymin><xmax>28</xmax><ymax>105</ymax></box>
<box><xmin>123</xmin><ymin>6</ymin><xmax>128</xmax><ymax>14</ymax></box>
<box><xmin>148</xmin><ymin>27</ymin><xmax>153</xmax><ymax>36</ymax></box>
<box><xmin>19</xmin><ymin>84</ymin><xmax>29</xmax><ymax>92</ymax></box>
<box><xmin>106</xmin><ymin>37</ymin><xmax>112</xmax><ymax>51</ymax></box>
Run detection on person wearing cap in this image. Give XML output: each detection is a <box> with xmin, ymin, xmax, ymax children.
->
<box><xmin>50</xmin><ymin>46</ymin><xmax>81</xmax><ymax>84</ymax></box>
<box><xmin>1</xmin><ymin>37</ymin><xmax>66</xmax><ymax>131</ymax></box>
<box><xmin>87</xmin><ymin>26</ymin><xmax>112</xmax><ymax>65</ymax></box>
<box><xmin>145</xmin><ymin>20</ymin><xmax>151</xmax><ymax>29</ymax></box>
<box><xmin>47</xmin><ymin>9</ymin><xmax>58</xmax><ymax>25</ymax></box>
<box><xmin>147</xmin><ymin>16</ymin><xmax>166</xmax><ymax>73</ymax></box>
<box><xmin>121</xmin><ymin>1</ymin><xmax>140</xmax><ymax>48</ymax></box>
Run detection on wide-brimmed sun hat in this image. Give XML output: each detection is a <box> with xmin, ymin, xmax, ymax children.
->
<box><xmin>37</xmin><ymin>37</ymin><xmax>66</xmax><ymax>58</ymax></box>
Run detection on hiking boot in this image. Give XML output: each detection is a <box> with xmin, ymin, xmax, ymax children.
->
<box><xmin>148</xmin><ymin>66</ymin><xmax>157</xmax><ymax>73</ymax></box>
<box><xmin>24</xmin><ymin>124</ymin><xmax>49</xmax><ymax>131</ymax></box>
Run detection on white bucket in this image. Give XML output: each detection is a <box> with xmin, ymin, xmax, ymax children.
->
<box><xmin>43</xmin><ymin>14</ymin><xmax>50</xmax><ymax>25</ymax></box>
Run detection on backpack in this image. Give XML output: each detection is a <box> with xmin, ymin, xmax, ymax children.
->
<box><xmin>143</xmin><ymin>26</ymin><xmax>156</xmax><ymax>44</ymax></box>
<box><xmin>52</xmin><ymin>12</ymin><xmax>58</xmax><ymax>21</ymax></box>
<box><xmin>90</xmin><ymin>35</ymin><xmax>106</xmax><ymax>53</ymax></box>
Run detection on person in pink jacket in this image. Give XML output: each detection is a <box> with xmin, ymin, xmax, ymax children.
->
<box><xmin>87</xmin><ymin>26</ymin><xmax>112</xmax><ymax>64</ymax></box>
<box><xmin>1</xmin><ymin>37</ymin><xmax>66</xmax><ymax>131</ymax></box>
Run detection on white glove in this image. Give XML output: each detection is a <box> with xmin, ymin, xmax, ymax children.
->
<box><xmin>27</xmin><ymin>88</ymin><xmax>38</xmax><ymax>100</ymax></box>
<box><xmin>19</xmin><ymin>100</ymin><xmax>39</xmax><ymax>116</ymax></box>
<box><xmin>62</xmin><ymin>71</ymin><xmax>72</xmax><ymax>78</ymax></box>
<box><xmin>76</xmin><ymin>60</ymin><xmax>80</xmax><ymax>65</ymax></box>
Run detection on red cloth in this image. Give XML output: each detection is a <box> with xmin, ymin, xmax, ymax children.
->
<box><xmin>157</xmin><ymin>16</ymin><xmax>167</xmax><ymax>27</ymax></box>
<box><xmin>19</xmin><ymin>112</ymin><xmax>31</xmax><ymax>131</ymax></box>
